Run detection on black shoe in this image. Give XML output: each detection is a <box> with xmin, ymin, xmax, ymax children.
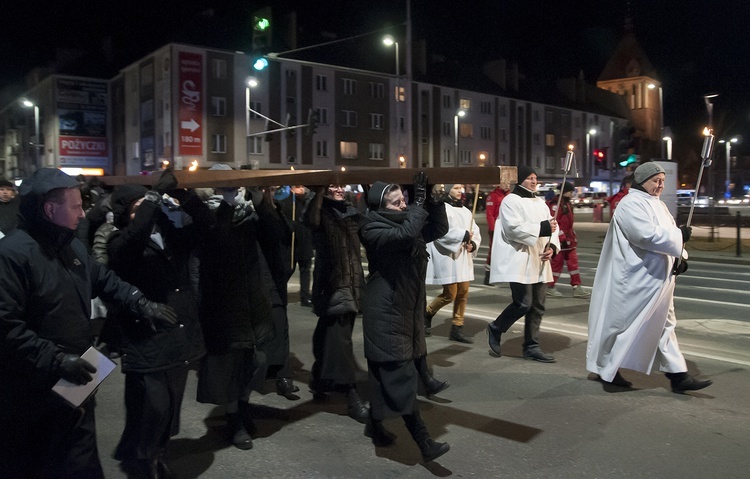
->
<box><xmin>418</xmin><ymin>438</ymin><xmax>450</xmax><ymax>462</ymax></box>
<box><xmin>347</xmin><ymin>389</ymin><xmax>369</xmax><ymax>424</ymax></box>
<box><xmin>364</xmin><ymin>416</ymin><xmax>396</xmax><ymax>447</ymax></box>
<box><xmin>156</xmin><ymin>459</ymin><xmax>177</xmax><ymax>479</ymax></box>
<box><xmin>300</xmin><ymin>298</ymin><xmax>312</xmax><ymax>307</ymax></box>
<box><xmin>523</xmin><ymin>349</ymin><xmax>556</xmax><ymax>363</ymax></box>
<box><xmin>595</xmin><ymin>371</ymin><xmax>632</xmax><ymax>388</ymax></box>
<box><xmin>449</xmin><ymin>325</ymin><xmax>473</xmax><ymax>344</ymax></box>
<box><xmin>424</xmin><ymin>377</ymin><xmax>450</xmax><ymax>397</ymax></box>
<box><xmin>486</xmin><ymin>323</ymin><xmax>502</xmax><ymax>356</ymax></box>
<box><xmin>120</xmin><ymin>459</ymin><xmax>158</xmax><ymax>479</ymax></box>
<box><xmin>483</xmin><ymin>270</ymin><xmax>491</xmax><ymax>286</ymax></box>
<box><xmin>424</xmin><ymin>311</ymin><xmax>434</xmax><ymax>337</ymax></box>
<box><xmin>276</xmin><ymin>378</ymin><xmax>300</xmax><ymax>396</ymax></box>
<box><xmin>226</xmin><ymin>413</ymin><xmax>253</xmax><ymax>450</ymax></box>
<box><xmin>666</xmin><ymin>372</ymin><xmax>713</xmax><ymax>394</ymax></box>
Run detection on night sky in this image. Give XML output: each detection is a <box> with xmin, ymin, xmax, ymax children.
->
<box><xmin>3</xmin><ymin>0</ymin><xmax>749</xmax><ymax>159</ymax></box>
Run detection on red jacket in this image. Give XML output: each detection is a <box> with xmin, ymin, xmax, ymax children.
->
<box><xmin>606</xmin><ymin>187</ymin><xmax>629</xmax><ymax>211</ymax></box>
<box><xmin>547</xmin><ymin>196</ymin><xmax>576</xmax><ymax>249</ymax></box>
<box><xmin>485</xmin><ymin>188</ymin><xmax>508</xmax><ymax>232</ymax></box>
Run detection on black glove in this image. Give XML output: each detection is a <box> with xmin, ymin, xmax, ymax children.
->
<box><xmin>672</xmin><ymin>259</ymin><xmax>689</xmax><ymax>276</ymax></box>
<box><xmin>56</xmin><ymin>353</ymin><xmax>97</xmax><ymax>385</ymax></box>
<box><xmin>144</xmin><ymin>190</ymin><xmax>162</xmax><ymax>205</ymax></box>
<box><xmin>136</xmin><ymin>296</ymin><xmax>178</xmax><ymax>332</ymax></box>
<box><xmin>413</xmin><ymin>172</ymin><xmax>428</xmax><ymax>207</ymax></box>
<box><xmin>679</xmin><ymin>225</ymin><xmax>692</xmax><ymax>243</ymax></box>
<box><xmin>154</xmin><ymin>165</ymin><xmax>178</xmax><ymax>195</ymax></box>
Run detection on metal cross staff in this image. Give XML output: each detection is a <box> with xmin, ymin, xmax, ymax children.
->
<box><xmin>546</xmin><ymin>145</ymin><xmax>576</xmax><ymax>250</ymax></box>
<box><xmin>686</xmin><ymin>128</ymin><xmax>716</xmax><ymax>228</ymax></box>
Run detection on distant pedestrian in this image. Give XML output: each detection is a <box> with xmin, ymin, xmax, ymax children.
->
<box><xmin>586</xmin><ymin>162</ymin><xmax>713</xmax><ymax>393</ymax></box>
<box><xmin>424</xmin><ymin>184</ymin><xmax>482</xmax><ymax>343</ymax></box>
<box><xmin>359</xmin><ymin>174</ymin><xmax>450</xmax><ymax>463</ymax></box>
<box><xmin>0</xmin><ymin>178</ymin><xmax>19</xmax><ymax>237</ymax></box>
<box><xmin>546</xmin><ymin>182</ymin><xmax>590</xmax><ymax>298</ymax></box>
<box><xmin>487</xmin><ymin>165</ymin><xmax>560</xmax><ymax>363</ymax></box>
<box><xmin>606</xmin><ymin>175</ymin><xmax>632</xmax><ymax>220</ymax></box>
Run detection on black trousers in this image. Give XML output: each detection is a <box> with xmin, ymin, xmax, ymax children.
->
<box><xmin>114</xmin><ymin>365</ymin><xmax>189</xmax><ymax>463</ymax></box>
<box><xmin>259</xmin><ymin>303</ymin><xmax>293</xmax><ymax>379</ymax></box>
<box><xmin>493</xmin><ymin>282</ymin><xmax>547</xmax><ymax>351</ymax></box>
<box><xmin>297</xmin><ymin>258</ymin><xmax>312</xmax><ymax>302</ymax></box>
<box><xmin>0</xmin><ymin>392</ymin><xmax>103</xmax><ymax>479</ymax></box>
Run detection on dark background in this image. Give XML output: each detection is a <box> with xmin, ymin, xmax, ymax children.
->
<box><xmin>2</xmin><ymin>0</ymin><xmax>748</xmax><ymax>159</ymax></box>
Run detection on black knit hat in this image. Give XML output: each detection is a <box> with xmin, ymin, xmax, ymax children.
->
<box><xmin>517</xmin><ymin>165</ymin><xmax>536</xmax><ymax>183</ymax></box>
<box><xmin>367</xmin><ymin>181</ymin><xmax>392</xmax><ymax>210</ymax></box>
<box><xmin>0</xmin><ymin>179</ymin><xmax>13</xmax><ymax>188</ymax></box>
<box><xmin>111</xmin><ymin>184</ymin><xmax>148</xmax><ymax>228</ymax></box>
<box><xmin>560</xmin><ymin>182</ymin><xmax>575</xmax><ymax>193</ymax></box>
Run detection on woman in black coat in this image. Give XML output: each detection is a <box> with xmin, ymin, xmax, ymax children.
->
<box><xmin>107</xmin><ymin>181</ymin><xmax>208</xmax><ymax>478</ymax></box>
<box><xmin>358</xmin><ymin>176</ymin><xmax>450</xmax><ymax>463</ymax></box>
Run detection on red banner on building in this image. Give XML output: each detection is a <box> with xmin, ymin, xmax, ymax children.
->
<box><xmin>59</xmin><ymin>136</ymin><xmax>109</xmax><ymax>166</ymax></box>
<box><xmin>178</xmin><ymin>51</ymin><xmax>203</xmax><ymax>156</ymax></box>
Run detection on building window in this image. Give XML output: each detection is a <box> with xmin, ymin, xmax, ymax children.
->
<box><xmin>460</xmin><ymin>149</ymin><xmax>472</xmax><ymax>165</ymax></box>
<box><xmin>340</xmin><ymin>141</ymin><xmax>357</xmax><ymax>159</ymax></box>
<box><xmin>369</xmin><ymin>82</ymin><xmax>384</xmax><ymax>98</ymax></box>
<box><xmin>480</xmin><ymin>100</ymin><xmax>491</xmax><ymax>114</ymax></box>
<box><xmin>546</xmin><ymin>155</ymin><xmax>556</xmax><ymax>170</ymax></box>
<box><xmin>396</xmin><ymin>86</ymin><xmax>405</xmax><ymax>102</ymax></box>
<box><xmin>545</xmin><ymin>111</ymin><xmax>554</xmax><ymax>124</ymax></box>
<box><xmin>370</xmin><ymin>113</ymin><xmax>384</xmax><ymax>130</ymax></box>
<box><xmin>459</xmin><ymin>98</ymin><xmax>471</xmax><ymax>110</ymax></box>
<box><xmin>561</xmin><ymin>113</ymin><xmax>570</xmax><ymax>127</ymax></box>
<box><xmin>442</xmin><ymin>121</ymin><xmax>451</xmax><ymax>136</ymax></box>
<box><xmin>343</xmin><ymin>78</ymin><xmax>357</xmax><ymax>95</ymax></box>
<box><xmin>574</xmin><ymin>117</ymin><xmax>581</xmax><ymax>127</ymax></box>
<box><xmin>248</xmin><ymin>136</ymin><xmax>263</xmax><ymax>154</ymax></box>
<box><xmin>533</xmin><ymin>133</ymin><xmax>541</xmax><ymax>145</ymax></box>
<box><xmin>369</xmin><ymin>143</ymin><xmax>384</xmax><ymax>160</ymax></box>
<box><xmin>480</xmin><ymin>126</ymin><xmax>491</xmax><ymax>140</ymax></box>
<box><xmin>316</xmin><ymin>74</ymin><xmax>328</xmax><ymax>92</ymax></box>
<box><xmin>459</xmin><ymin>123</ymin><xmax>473</xmax><ymax>139</ymax></box>
<box><xmin>399</xmin><ymin>116</ymin><xmax>405</xmax><ymax>132</ymax></box>
<box><xmin>499</xmin><ymin>103</ymin><xmax>507</xmax><ymax>117</ymax></box>
<box><xmin>545</xmin><ymin>134</ymin><xmax>555</xmax><ymax>147</ymax></box>
<box><xmin>316</xmin><ymin>140</ymin><xmax>328</xmax><ymax>157</ymax></box>
<box><xmin>533</xmin><ymin>110</ymin><xmax>541</xmax><ymax>122</ymax></box>
<box><xmin>442</xmin><ymin>149</ymin><xmax>452</xmax><ymax>164</ymax></box>
<box><xmin>249</xmin><ymin>101</ymin><xmax>262</xmax><ymax>119</ymax></box>
<box><xmin>286</xmin><ymin>69</ymin><xmax>297</xmax><ymax>79</ymax></box>
<box><xmin>211</xmin><ymin>59</ymin><xmax>227</xmax><ymax>79</ymax></box>
<box><xmin>211</xmin><ymin>96</ymin><xmax>226</xmax><ymax>116</ymax></box>
<box><xmin>212</xmin><ymin>134</ymin><xmax>227</xmax><ymax>153</ymax></box>
<box><xmin>342</xmin><ymin>110</ymin><xmax>357</xmax><ymax>127</ymax></box>
<box><xmin>316</xmin><ymin>107</ymin><xmax>329</xmax><ymax>125</ymax></box>
<box><xmin>443</xmin><ymin>94</ymin><xmax>451</xmax><ymax>109</ymax></box>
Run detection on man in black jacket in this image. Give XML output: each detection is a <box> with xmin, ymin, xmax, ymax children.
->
<box><xmin>0</xmin><ymin>168</ymin><xmax>175</xmax><ymax>479</ymax></box>
<box><xmin>0</xmin><ymin>178</ymin><xmax>19</xmax><ymax>236</ymax></box>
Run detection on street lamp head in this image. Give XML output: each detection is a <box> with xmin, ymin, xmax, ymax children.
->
<box><xmin>247</xmin><ymin>76</ymin><xmax>259</xmax><ymax>88</ymax></box>
<box><xmin>382</xmin><ymin>35</ymin><xmax>396</xmax><ymax>47</ymax></box>
<box><xmin>588</xmin><ymin>128</ymin><xmax>597</xmax><ymax>135</ymax></box>
<box><xmin>647</xmin><ymin>83</ymin><xmax>656</xmax><ymax>89</ymax></box>
<box><xmin>21</xmin><ymin>99</ymin><xmax>34</xmax><ymax>108</ymax></box>
<box><xmin>456</xmin><ymin>110</ymin><xmax>466</xmax><ymax>118</ymax></box>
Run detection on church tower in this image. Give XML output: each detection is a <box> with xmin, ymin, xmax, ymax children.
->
<box><xmin>597</xmin><ymin>16</ymin><xmax>662</xmax><ymax>161</ymax></box>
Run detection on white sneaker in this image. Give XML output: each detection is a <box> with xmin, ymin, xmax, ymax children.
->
<box><xmin>572</xmin><ymin>285</ymin><xmax>590</xmax><ymax>298</ymax></box>
<box><xmin>547</xmin><ymin>287</ymin><xmax>562</xmax><ymax>297</ymax></box>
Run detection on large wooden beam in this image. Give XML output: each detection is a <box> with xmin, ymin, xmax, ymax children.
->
<box><xmin>95</xmin><ymin>166</ymin><xmax>517</xmax><ymax>189</ymax></box>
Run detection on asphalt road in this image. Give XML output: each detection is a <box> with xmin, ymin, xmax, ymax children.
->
<box><xmin>92</xmin><ymin>212</ymin><xmax>750</xmax><ymax>478</ymax></box>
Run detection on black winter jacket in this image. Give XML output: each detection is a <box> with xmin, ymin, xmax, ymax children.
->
<box><xmin>359</xmin><ymin>202</ymin><xmax>448</xmax><ymax>362</ymax></box>
<box><xmin>306</xmin><ymin>194</ymin><xmax>364</xmax><ymax>317</ymax></box>
<box><xmin>107</xmin><ymin>194</ymin><xmax>208</xmax><ymax>373</ymax></box>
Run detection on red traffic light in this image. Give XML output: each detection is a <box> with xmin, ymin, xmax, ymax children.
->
<box><xmin>593</xmin><ymin>149</ymin><xmax>605</xmax><ymax>159</ymax></box>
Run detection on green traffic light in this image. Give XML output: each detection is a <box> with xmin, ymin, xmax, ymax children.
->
<box><xmin>619</xmin><ymin>154</ymin><xmax>637</xmax><ymax>167</ymax></box>
<box><xmin>253</xmin><ymin>58</ymin><xmax>269</xmax><ymax>71</ymax></box>
<box><xmin>254</xmin><ymin>17</ymin><xmax>270</xmax><ymax>31</ymax></box>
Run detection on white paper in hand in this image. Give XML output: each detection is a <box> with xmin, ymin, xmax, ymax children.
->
<box><xmin>52</xmin><ymin>347</ymin><xmax>117</xmax><ymax>407</ymax></box>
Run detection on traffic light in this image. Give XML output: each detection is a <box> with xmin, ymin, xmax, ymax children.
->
<box><xmin>252</xmin><ymin>7</ymin><xmax>272</xmax><ymax>52</ymax></box>
<box><xmin>306</xmin><ymin>108</ymin><xmax>319</xmax><ymax>136</ymax></box>
<box><xmin>593</xmin><ymin>148</ymin><xmax>605</xmax><ymax>167</ymax></box>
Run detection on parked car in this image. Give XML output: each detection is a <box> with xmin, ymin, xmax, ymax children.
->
<box><xmin>572</xmin><ymin>192</ymin><xmax>607</xmax><ymax>208</ymax></box>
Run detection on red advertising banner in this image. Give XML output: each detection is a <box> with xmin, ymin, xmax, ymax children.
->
<box><xmin>58</xmin><ymin>136</ymin><xmax>109</xmax><ymax>166</ymax></box>
<box><xmin>178</xmin><ymin>51</ymin><xmax>203</xmax><ymax>156</ymax></box>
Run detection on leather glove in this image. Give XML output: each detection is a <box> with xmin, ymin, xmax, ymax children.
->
<box><xmin>136</xmin><ymin>296</ymin><xmax>178</xmax><ymax>332</ymax></box>
<box><xmin>413</xmin><ymin>172</ymin><xmax>428</xmax><ymax>207</ymax></box>
<box><xmin>679</xmin><ymin>225</ymin><xmax>692</xmax><ymax>243</ymax></box>
<box><xmin>144</xmin><ymin>190</ymin><xmax>162</xmax><ymax>205</ymax></box>
<box><xmin>672</xmin><ymin>259</ymin><xmax>689</xmax><ymax>276</ymax></box>
<box><xmin>56</xmin><ymin>353</ymin><xmax>97</xmax><ymax>385</ymax></box>
<box><xmin>154</xmin><ymin>164</ymin><xmax>178</xmax><ymax>195</ymax></box>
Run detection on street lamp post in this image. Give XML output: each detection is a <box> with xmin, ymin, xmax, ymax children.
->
<box><xmin>383</xmin><ymin>35</ymin><xmax>400</xmax><ymax>165</ymax></box>
<box><xmin>245</xmin><ymin>76</ymin><xmax>259</xmax><ymax>168</ymax></box>
<box><xmin>586</xmin><ymin>128</ymin><xmax>596</xmax><ymax>179</ymax></box>
<box><xmin>648</xmin><ymin>83</ymin><xmax>664</xmax><ymax>159</ymax></box>
<box><xmin>22</xmin><ymin>99</ymin><xmax>40</xmax><ymax>169</ymax></box>
<box><xmin>704</xmin><ymin>92</ymin><xmax>719</xmax><ymax>241</ymax></box>
<box><xmin>454</xmin><ymin>110</ymin><xmax>465</xmax><ymax>167</ymax></box>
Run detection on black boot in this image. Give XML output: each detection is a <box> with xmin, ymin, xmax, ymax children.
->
<box><xmin>347</xmin><ymin>388</ymin><xmax>369</xmax><ymax>424</ymax></box>
<box><xmin>416</xmin><ymin>355</ymin><xmax>450</xmax><ymax>397</ymax></box>
<box><xmin>665</xmin><ymin>372</ymin><xmax>713</xmax><ymax>394</ymax></box>
<box><xmin>403</xmin><ymin>410</ymin><xmax>449</xmax><ymax>463</ymax></box>
<box><xmin>449</xmin><ymin>325</ymin><xmax>473</xmax><ymax>344</ymax></box>
<box><xmin>237</xmin><ymin>401</ymin><xmax>258</xmax><ymax>435</ymax></box>
<box><xmin>276</xmin><ymin>377</ymin><xmax>300</xmax><ymax>397</ymax></box>
<box><xmin>226</xmin><ymin>413</ymin><xmax>253</xmax><ymax>450</ymax></box>
<box><xmin>364</xmin><ymin>413</ymin><xmax>396</xmax><ymax>447</ymax></box>
<box><xmin>424</xmin><ymin>310</ymin><xmax>434</xmax><ymax>337</ymax></box>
